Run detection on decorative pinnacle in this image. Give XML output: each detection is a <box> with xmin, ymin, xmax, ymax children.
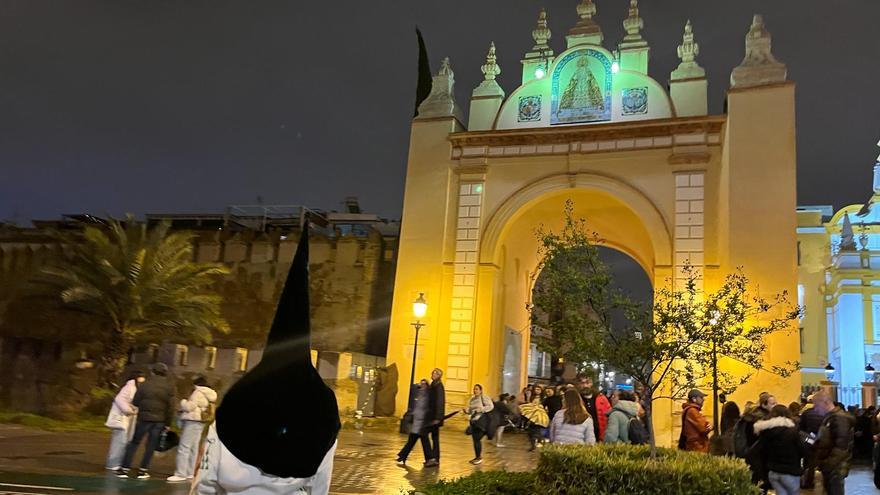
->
<box><xmin>438</xmin><ymin>57</ymin><xmax>452</xmax><ymax>76</ymax></box>
<box><xmin>576</xmin><ymin>0</ymin><xmax>597</xmax><ymax>21</ymax></box>
<box><xmin>677</xmin><ymin>20</ymin><xmax>699</xmax><ymax>63</ymax></box>
<box><xmin>568</xmin><ymin>0</ymin><xmax>602</xmax><ymax>41</ymax></box>
<box><xmin>481</xmin><ymin>42</ymin><xmax>501</xmax><ymax>81</ymax></box>
<box><xmin>730</xmin><ymin>14</ymin><xmax>786</xmax><ymax>88</ymax></box>
<box><xmin>532</xmin><ymin>8</ymin><xmax>551</xmax><ymax>51</ymax></box>
<box><xmin>622</xmin><ymin>0</ymin><xmax>644</xmax><ymax>40</ymax></box>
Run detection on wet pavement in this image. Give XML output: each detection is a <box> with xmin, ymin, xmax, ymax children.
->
<box><xmin>0</xmin><ymin>422</ymin><xmax>877</xmax><ymax>494</ymax></box>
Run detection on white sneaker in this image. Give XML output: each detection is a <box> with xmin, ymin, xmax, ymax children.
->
<box><xmin>167</xmin><ymin>475</ymin><xmax>188</xmax><ymax>483</ymax></box>
<box><xmin>106</xmin><ymin>465</ymin><xmax>121</xmax><ymax>471</ymax></box>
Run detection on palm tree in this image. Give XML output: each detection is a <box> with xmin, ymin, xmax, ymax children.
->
<box><xmin>40</xmin><ymin>216</ymin><xmax>230</xmax><ymax>387</ymax></box>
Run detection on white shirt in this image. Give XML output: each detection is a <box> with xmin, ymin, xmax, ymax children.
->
<box><xmin>194</xmin><ymin>423</ymin><xmax>336</xmax><ymax>495</ymax></box>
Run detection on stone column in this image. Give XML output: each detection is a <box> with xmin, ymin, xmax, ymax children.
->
<box><xmin>862</xmin><ymin>381</ymin><xmax>877</xmax><ymax>408</ymax></box>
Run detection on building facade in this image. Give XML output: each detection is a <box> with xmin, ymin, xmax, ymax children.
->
<box><xmin>0</xmin><ymin>200</ymin><xmax>398</xmax><ymax>415</ymax></box>
<box><xmin>387</xmin><ymin>1</ymin><xmax>800</xmax><ymax>445</ymax></box>
<box><xmin>798</xmin><ymin>154</ymin><xmax>880</xmax><ymax>406</ymax></box>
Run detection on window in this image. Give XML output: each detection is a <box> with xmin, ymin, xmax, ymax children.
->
<box><xmin>148</xmin><ymin>344</ymin><xmax>160</xmax><ymax>364</ymax></box>
<box><xmin>799</xmin><ymin>327</ymin><xmax>805</xmax><ymax>354</ymax></box>
<box><xmin>234</xmin><ymin>348</ymin><xmax>249</xmax><ymax>372</ymax></box>
<box><xmin>797</xmin><ymin>241</ymin><xmax>801</xmax><ymax>266</ymax></box>
<box><xmin>175</xmin><ymin>345</ymin><xmax>189</xmax><ymax>367</ymax></box>
<box><xmin>205</xmin><ymin>346</ymin><xmax>217</xmax><ymax>370</ymax></box>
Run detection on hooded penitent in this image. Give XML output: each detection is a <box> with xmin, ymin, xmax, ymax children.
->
<box><xmin>215</xmin><ymin>224</ymin><xmax>340</xmax><ymax>479</ymax></box>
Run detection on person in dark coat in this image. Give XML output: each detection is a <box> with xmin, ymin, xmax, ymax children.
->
<box><xmin>543</xmin><ymin>386</ymin><xmax>563</xmax><ymax>426</ymax></box>
<box><xmin>799</xmin><ymin>396</ymin><xmax>824</xmax><ymax>489</ymax></box>
<box><xmin>116</xmin><ymin>363</ymin><xmax>176</xmax><ymax>479</ymax></box>
<box><xmin>424</xmin><ymin>368</ymin><xmax>445</xmax><ymax>467</ymax></box>
<box><xmin>813</xmin><ymin>391</ymin><xmax>855</xmax><ymax>495</ymax></box>
<box><xmin>396</xmin><ymin>380</ymin><xmax>432</xmax><ymax>465</ymax></box>
<box><xmin>711</xmin><ymin>401</ymin><xmax>740</xmax><ymax>456</ymax></box>
<box><xmin>492</xmin><ymin>394</ymin><xmax>513</xmax><ymax>447</ymax></box>
<box><xmin>748</xmin><ymin>405</ymin><xmax>804</xmax><ymax>495</ymax></box>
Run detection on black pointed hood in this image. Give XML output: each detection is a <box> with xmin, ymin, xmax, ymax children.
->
<box><xmin>414</xmin><ymin>26</ymin><xmax>432</xmax><ymax>117</ymax></box>
<box><xmin>215</xmin><ymin>223</ymin><xmax>340</xmax><ymax>478</ymax></box>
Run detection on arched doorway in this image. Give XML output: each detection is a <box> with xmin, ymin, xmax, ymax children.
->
<box><xmin>476</xmin><ymin>175</ymin><xmax>673</xmax><ymax>399</ymax></box>
<box><xmin>524</xmin><ymin>246</ymin><xmax>653</xmax><ymax>390</ymax></box>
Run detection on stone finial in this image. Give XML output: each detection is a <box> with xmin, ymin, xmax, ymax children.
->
<box><xmin>622</xmin><ymin>0</ymin><xmax>644</xmax><ymax>43</ymax></box>
<box><xmin>416</xmin><ymin>57</ymin><xmax>463</xmax><ymax>121</ymax></box>
<box><xmin>481</xmin><ymin>42</ymin><xmax>501</xmax><ymax>81</ymax></box>
<box><xmin>671</xmin><ymin>20</ymin><xmax>705</xmax><ymax>80</ymax></box>
<box><xmin>730</xmin><ymin>14</ymin><xmax>787</xmax><ymax>89</ymax></box>
<box><xmin>567</xmin><ymin>0</ymin><xmax>603</xmax><ymax>46</ymax></box>
<box><xmin>840</xmin><ymin>212</ymin><xmax>857</xmax><ymax>251</ymax></box>
<box><xmin>532</xmin><ymin>9</ymin><xmax>552</xmax><ymax>52</ymax></box>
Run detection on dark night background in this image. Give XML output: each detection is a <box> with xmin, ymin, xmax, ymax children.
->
<box><xmin>0</xmin><ymin>0</ymin><xmax>877</xmax><ymax>223</ymax></box>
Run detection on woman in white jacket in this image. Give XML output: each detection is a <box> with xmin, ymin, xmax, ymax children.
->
<box><xmin>104</xmin><ymin>371</ymin><xmax>145</xmax><ymax>470</ymax></box>
<box><xmin>167</xmin><ymin>376</ymin><xmax>217</xmax><ymax>483</ymax></box>
<box><xmin>549</xmin><ymin>389</ymin><xmax>596</xmax><ymax>446</ymax></box>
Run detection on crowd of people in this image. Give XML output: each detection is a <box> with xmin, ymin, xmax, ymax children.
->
<box><xmin>395</xmin><ymin>371</ymin><xmax>874</xmax><ymax>495</ymax></box>
<box><xmin>103</xmin><ymin>363</ymin><xmax>218</xmax><ymax>483</ymax></box>
<box><xmin>395</xmin><ymin>372</ymin><xmax>651</xmax><ymax>467</ymax></box>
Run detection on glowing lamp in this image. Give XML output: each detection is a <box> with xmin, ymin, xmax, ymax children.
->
<box><xmin>534</xmin><ymin>67</ymin><xmax>545</xmax><ymax>79</ymax></box>
<box><xmin>824</xmin><ymin>363</ymin><xmax>835</xmax><ymax>380</ymax></box>
<box><xmin>413</xmin><ymin>292</ymin><xmax>427</xmax><ymax>319</ymax></box>
<box><xmin>611</xmin><ymin>61</ymin><xmax>620</xmax><ymax>74</ymax></box>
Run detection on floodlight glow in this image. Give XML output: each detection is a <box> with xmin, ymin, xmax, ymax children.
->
<box><xmin>611</xmin><ymin>61</ymin><xmax>620</xmax><ymax>74</ymax></box>
<box><xmin>534</xmin><ymin>67</ymin><xmax>545</xmax><ymax>79</ymax></box>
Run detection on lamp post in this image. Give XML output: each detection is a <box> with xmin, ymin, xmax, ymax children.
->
<box><xmin>407</xmin><ymin>292</ymin><xmax>428</xmax><ymax>406</ymax></box>
<box><xmin>824</xmin><ymin>363</ymin><xmax>835</xmax><ymax>381</ymax></box>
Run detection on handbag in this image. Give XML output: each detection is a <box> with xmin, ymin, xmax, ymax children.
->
<box><xmin>399</xmin><ymin>411</ymin><xmax>414</xmax><ymax>435</ymax></box>
<box><xmin>157</xmin><ymin>430</ymin><xmax>180</xmax><ymax>452</ymax></box>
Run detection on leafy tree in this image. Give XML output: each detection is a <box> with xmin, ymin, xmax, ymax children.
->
<box><xmin>530</xmin><ymin>200</ymin><xmax>800</xmax><ymax>453</ymax></box>
<box><xmin>39</xmin><ymin>217</ymin><xmax>230</xmax><ymax>387</ymax></box>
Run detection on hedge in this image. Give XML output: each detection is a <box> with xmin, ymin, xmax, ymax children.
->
<box><xmin>537</xmin><ymin>444</ymin><xmax>758</xmax><ymax>495</ymax></box>
<box><xmin>417</xmin><ymin>445</ymin><xmax>758</xmax><ymax>495</ymax></box>
<box><xmin>417</xmin><ymin>470</ymin><xmax>536</xmax><ymax>495</ymax></box>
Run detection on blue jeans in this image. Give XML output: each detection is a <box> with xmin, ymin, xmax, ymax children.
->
<box><xmin>768</xmin><ymin>471</ymin><xmax>800</xmax><ymax>495</ymax></box>
<box><xmin>174</xmin><ymin>421</ymin><xmax>205</xmax><ymax>478</ymax></box>
<box><xmin>121</xmin><ymin>420</ymin><xmax>165</xmax><ymax>470</ymax></box>
<box><xmin>106</xmin><ymin>428</ymin><xmax>128</xmax><ymax>468</ymax></box>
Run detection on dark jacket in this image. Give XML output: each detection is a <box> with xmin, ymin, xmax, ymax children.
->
<box><xmin>800</xmin><ymin>406</ymin><xmax>824</xmax><ymax>434</ymax></box>
<box><xmin>427</xmin><ymin>379</ymin><xmax>445</xmax><ymax>427</ymax></box>
<box><xmin>749</xmin><ymin>417</ymin><xmax>803</xmax><ymax>476</ymax></box>
<box><xmin>815</xmin><ymin>408</ymin><xmax>855</xmax><ymax>476</ymax></box>
<box><xmin>740</xmin><ymin>405</ymin><xmax>770</xmax><ymax>449</ymax></box>
<box><xmin>131</xmin><ymin>375</ymin><xmax>176</xmax><ymax>425</ymax></box>
<box><xmin>543</xmin><ymin>395</ymin><xmax>563</xmax><ymax>422</ymax></box>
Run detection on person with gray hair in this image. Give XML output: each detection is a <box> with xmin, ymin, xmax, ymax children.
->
<box><xmin>812</xmin><ymin>391</ymin><xmax>854</xmax><ymax>495</ymax></box>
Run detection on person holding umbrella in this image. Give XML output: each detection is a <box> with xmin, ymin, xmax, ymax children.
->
<box><xmin>520</xmin><ymin>389</ymin><xmax>549</xmax><ymax>451</ymax></box>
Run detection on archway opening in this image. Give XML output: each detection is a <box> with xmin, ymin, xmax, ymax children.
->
<box><xmin>527</xmin><ymin>246</ymin><xmax>653</xmax><ymax>388</ymax></box>
<box><xmin>488</xmin><ymin>184</ymin><xmax>669</xmax><ymax>397</ymax></box>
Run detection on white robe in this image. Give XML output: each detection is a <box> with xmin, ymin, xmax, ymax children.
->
<box><xmin>193</xmin><ymin>423</ymin><xmax>336</xmax><ymax>495</ymax></box>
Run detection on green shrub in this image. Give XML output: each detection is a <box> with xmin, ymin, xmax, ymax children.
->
<box><xmin>537</xmin><ymin>444</ymin><xmax>758</xmax><ymax>495</ymax></box>
<box><xmin>418</xmin><ymin>470</ymin><xmax>535</xmax><ymax>495</ymax></box>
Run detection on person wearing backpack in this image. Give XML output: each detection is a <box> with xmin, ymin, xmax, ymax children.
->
<box><xmin>604</xmin><ymin>390</ymin><xmax>640</xmax><ymax>444</ymax></box>
<box><xmin>167</xmin><ymin>375</ymin><xmax>217</xmax><ymax>483</ymax></box>
<box><xmin>736</xmin><ymin>393</ymin><xmax>777</xmax><ymax>491</ymax></box>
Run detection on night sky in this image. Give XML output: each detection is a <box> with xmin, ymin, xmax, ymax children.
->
<box><xmin>0</xmin><ymin>0</ymin><xmax>877</xmax><ymax>223</ymax></box>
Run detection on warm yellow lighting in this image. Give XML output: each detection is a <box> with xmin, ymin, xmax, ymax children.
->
<box><xmin>413</xmin><ymin>292</ymin><xmax>427</xmax><ymax>319</ymax></box>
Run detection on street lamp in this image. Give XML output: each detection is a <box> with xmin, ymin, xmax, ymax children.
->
<box><xmin>866</xmin><ymin>363</ymin><xmax>877</xmax><ymax>383</ymax></box>
<box><xmin>407</xmin><ymin>293</ymin><xmax>428</xmax><ymax>405</ymax></box>
<box><xmin>824</xmin><ymin>363</ymin><xmax>835</xmax><ymax>381</ymax></box>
